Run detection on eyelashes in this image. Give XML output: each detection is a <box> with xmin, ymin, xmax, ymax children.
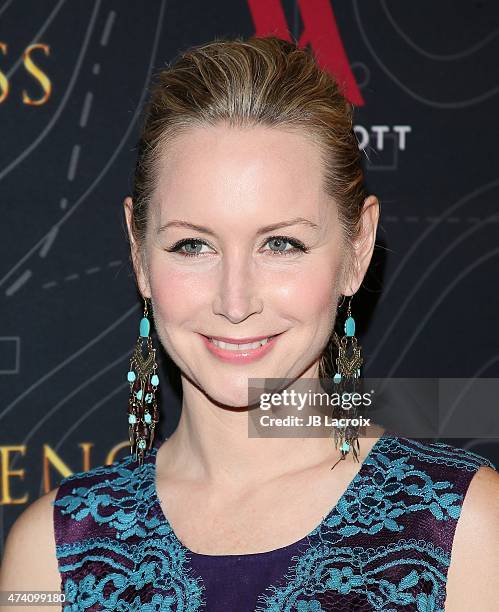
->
<box><xmin>165</xmin><ymin>235</ymin><xmax>310</xmax><ymax>258</ymax></box>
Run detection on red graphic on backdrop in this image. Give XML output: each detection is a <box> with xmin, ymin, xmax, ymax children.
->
<box><xmin>247</xmin><ymin>0</ymin><xmax>364</xmax><ymax>106</ymax></box>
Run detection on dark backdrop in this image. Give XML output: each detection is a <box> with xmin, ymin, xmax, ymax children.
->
<box><xmin>1</xmin><ymin>0</ymin><xmax>498</xmax><ymax>555</ymax></box>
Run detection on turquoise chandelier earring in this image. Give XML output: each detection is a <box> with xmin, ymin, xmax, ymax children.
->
<box><xmin>127</xmin><ymin>297</ymin><xmax>160</xmax><ymax>466</ymax></box>
<box><xmin>329</xmin><ymin>293</ymin><xmax>363</xmax><ymax>470</ymax></box>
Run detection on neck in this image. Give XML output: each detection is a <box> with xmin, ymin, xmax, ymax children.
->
<box><xmin>155</xmin><ymin>375</ymin><xmax>384</xmax><ymax>489</ymax></box>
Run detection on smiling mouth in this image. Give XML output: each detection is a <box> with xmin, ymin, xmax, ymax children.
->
<box><xmin>205</xmin><ymin>334</ymin><xmax>280</xmax><ymax>351</ymax></box>
<box><xmin>206</xmin><ymin>336</ymin><xmax>278</xmax><ymax>351</ymax></box>
<box><xmin>199</xmin><ymin>332</ymin><xmax>284</xmax><ymax>361</ymax></box>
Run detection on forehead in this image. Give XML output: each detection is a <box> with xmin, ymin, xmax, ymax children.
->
<box><xmin>152</xmin><ymin>124</ymin><xmax>334</xmax><ymax>225</ymax></box>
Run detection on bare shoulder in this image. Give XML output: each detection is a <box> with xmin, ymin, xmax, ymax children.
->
<box><xmin>0</xmin><ymin>487</ymin><xmax>61</xmax><ymax>592</ymax></box>
<box><xmin>445</xmin><ymin>465</ymin><xmax>499</xmax><ymax>611</ymax></box>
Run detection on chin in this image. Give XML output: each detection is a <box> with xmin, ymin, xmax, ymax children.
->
<box><xmin>203</xmin><ymin>374</ymin><xmax>266</xmax><ymax>409</ymax></box>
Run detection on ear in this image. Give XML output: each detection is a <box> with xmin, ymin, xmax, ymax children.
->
<box><xmin>123</xmin><ymin>196</ymin><xmax>151</xmax><ymax>299</ymax></box>
<box><xmin>340</xmin><ymin>194</ymin><xmax>380</xmax><ymax>296</ymax></box>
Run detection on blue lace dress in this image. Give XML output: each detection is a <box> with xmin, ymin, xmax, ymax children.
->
<box><xmin>52</xmin><ymin>430</ymin><xmax>496</xmax><ymax>611</ymax></box>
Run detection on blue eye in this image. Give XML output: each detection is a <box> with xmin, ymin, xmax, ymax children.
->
<box><xmin>167</xmin><ymin>239</ymin><xmax>210</xmax><ymax>257</ymax></box>
<box><xmin>263</xmin><ymin>236</ymin><xmax>308</xmax><ymax>255</ymax></box>
<box><xmin>166</xmin><ymin>236</ymin><xmax>309</xmax><ymax>258</ymax></box>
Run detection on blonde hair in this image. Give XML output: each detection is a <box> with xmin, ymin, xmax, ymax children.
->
<box><xmin>130</xmin><ymin>35</ymin><xmax>370</xmax><ymax>377</ymax></box>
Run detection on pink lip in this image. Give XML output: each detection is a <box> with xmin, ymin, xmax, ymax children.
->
<box><xmin>199</xmin><ymin>333</ymin><xmax>282</xmax><ymax>363</ymax></box>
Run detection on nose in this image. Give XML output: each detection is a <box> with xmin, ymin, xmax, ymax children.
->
<box><xmin>212</xmin><ymin>250</ymin><xmax>264</xmax><ymax>324</ymax></box>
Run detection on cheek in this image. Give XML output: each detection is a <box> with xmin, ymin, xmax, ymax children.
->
<box><xmin>273</xmin><ymin>265</ymin><xmax>337</xmax><ymax>321</ymax></box>
<box><xmin>148</xmin><ymin>262</ymin><xmax>209</xmax><ymax>324</ymax></box>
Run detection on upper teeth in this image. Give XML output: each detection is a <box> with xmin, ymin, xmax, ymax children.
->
<box><xmin>210</xmin><ymin>337</ymin><xmax>272</xmax><ymax>350</ymax></box>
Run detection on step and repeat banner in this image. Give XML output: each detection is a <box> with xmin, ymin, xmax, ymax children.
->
<box><xmin>1</xmin><ymin>1</ymin><xmax>498</xmax><ymax>554</ymax></box>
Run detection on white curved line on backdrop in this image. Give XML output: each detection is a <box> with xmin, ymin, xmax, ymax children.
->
<box><xmin>38</xmin><ymin>381</ymin><xmax>128</xmax><ymax>496</ymax></box>
<box><xmin>0</xmin><ymin>0</ymin><xmax>98</xmax><ymax>181</ymax></box>
<box><xmin>0</xmin><ymin>0</ymin><xmax>14</xmax><ymax>19</ymax></box>
<box><xmin>369</xmin><ymin>183</ymin><xmax>499</xmax><ymax>367</ymax></box>
<box><xmin>377</xmin><ymin>180</ymin><xmax>499</xmax><ymax>307</ymax></box>
<box><xmin>11</xmin><ymin>347</ymin><xmax>135</xmax><ymax>464</ymax></box>
<box><xmin>0</xmin><ymin>303</ymin><xmax>139</xmax><ymax>422</ymax></box>
<box><xmin>4</xmin><ymin>0</ymin><xmax>67</xmax><ymax>78</ymax></box>
<box><xmin>353</xmin><ymin>0</ymin><xmax>499</xmax><ymax>108</ymax></box>
<box><xmin>385</xmin><ymin>245</ymin><xmax>499</xmax><ymax>377</ymax></box>
<box><xmin>0</xmin><ymin>0</ymin><xmax>166</xmax><ymax>287</ymax></box>
<box><xmin>381</xmin><ymin>0</ymin><xmax>499</xmax><ymax>61</ymax></box>
<box><xmin>439</xmin><ymin>355</ymin><xmax>499</xmax><ymax>434</ymax></box>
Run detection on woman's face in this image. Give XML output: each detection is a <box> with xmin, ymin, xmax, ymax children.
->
<box><xmin>126</xmin><ymin>124</ymin><xmax>361</xmax><ymax>407</ymax></box>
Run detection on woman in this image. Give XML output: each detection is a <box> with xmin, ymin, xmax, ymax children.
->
<box><xmin>1</xmin><ymin>36</ymin><xmax>498</xmax><ymax>611</ymax></box>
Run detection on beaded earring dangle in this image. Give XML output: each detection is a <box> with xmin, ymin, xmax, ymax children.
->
<box><xmin>329</xmin><ymin>293</ymin><xmax>363</xmax><ymax>471</ymax></box>
<box><xmin>127</xmin><ymin>297</ymin><xmax>160</xmax><ymax>466</ymax></box>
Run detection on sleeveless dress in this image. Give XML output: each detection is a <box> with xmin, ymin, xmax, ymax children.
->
<box><xmin>52</xmin><ymin>429</ymin><xmax>496</xmax><ymax>611</ymax></box>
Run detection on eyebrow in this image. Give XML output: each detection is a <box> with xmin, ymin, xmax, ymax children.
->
<box><xmin>157</xmin><ymin>217</ymin><xmax>320</xmax><ymax>237</ymax></box>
